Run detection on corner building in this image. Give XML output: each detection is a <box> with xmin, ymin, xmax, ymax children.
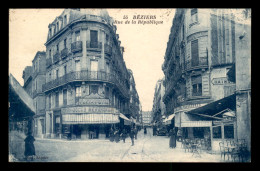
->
<box><xmin>42</xmin><ymin>9</ymin><xmax>133</xmax><ymax>139</ymax></box>
<box><xmin>162</xmin><ymin>9</ymin><xmax>237</xmax><ymax>151</ymax></box>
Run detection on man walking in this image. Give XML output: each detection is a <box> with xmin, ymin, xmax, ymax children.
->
<box><xmin>129</xmin><ymin>128</ymin><xmax>135</xmax><ymax>146</ymax></box>
<box><xmin>121</xmin><ymin>128</ymin><xmax>127</xmax><ymax>143</ymax></box>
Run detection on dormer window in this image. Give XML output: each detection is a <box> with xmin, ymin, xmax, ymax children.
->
<box><xmin>57</xmin><ymin>22</ymin><xmax>59</xmax><ymax>31</ymax></box>
<box><xmin>64</xmin><ymin>15</ymin><xmax>67</xmax><ymax>25</ymax></box>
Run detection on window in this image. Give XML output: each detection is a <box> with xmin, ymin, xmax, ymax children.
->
<box><xmin>56</xmin><ymin>69</ymin><xmax>59</xmax><ymax>79</ymax></box>
<box><xmin>190</xmin><ymin>8</ymin><xmax>198</xmax><ymax>24</ymax></box>
<box><xmin>64</xmin><ymin>39</ymin><xmax>67</xmax><ymax>49</ymax></box>
<box><xmin>191</xmin><ymin>39</ymin><xmax>199</xmax><ymax>67</ymax></box>
<box><xmin>56</xmin><ymin>44</ymin><xmax>59</xmax><ymax>53</ymax></box>
<box><xmin>49</xmin><ymin>94</ymin><xmax>51</xmax><ymax>109</ymax></box>
<box><xmin>49</xmin><ymin>28</ymin><xmax>52</xmax><ymax>37</ymax></box>
<box><xmin>75</xmin><ymin>60</ymin><xmax>81</xmax><ymax>72</ymax></box>
<box><xmin>64</xmin><ymin>65</ymin><xmax>67</xmax><ymax>75</ymax></box>
<box><xmin>182</xmin><ymin>25</ymin><xmax>185</xmax><ymax>40</ymax></box>
<box><xmin>105</xmin><ymin>87</ymin><xmax>109</xmax><ymax>98</ymax></box>
<box><xmin>91</xmin><ymin>60</ymin><xmax>98</xmax><ymax>72</ymax></box>
<box><xmin>63</xmin><ymin>89</ymin><xmax>67</xmax><ymax>106</ymax></box>
<box><xmin>49</xmin><ymin>49</ymin><xmax>52</xmax><ymax>58</ymax></box>
<box><xmin>90</xmin><ymin>30</ymin><xmax>98</xmax><ymax>48</ymax></box>
<box><xmin>75</xmin><ymin>86</ymin><xmax>81</xmax><ymax>104</ymax></box>
<box><xmin>75</xmin><ymin>31</ymin><xmax>80</xmax><ymax>41</ymax></box>
<box><xmin>106</xmin><ymin>62</ymin><xmax>110</xmax><ymax>73</ymax></box>
<box><xmin>224</xmin><ymin>125</ymin><xmax>234</xmax><ymax>139</ymax></box>
<box><xmin>191</xmin><ymin>75</ymin><xmax>202</xmax><ymax>96</ymax></box>
<box><xmin>106</xmin><ymin>34</ymin><xmax>109</xmax><ymax>44</ymax></box>
<box><xmin>213</xmin><ymin>126</ymin><xmax>222</xmax><ymax>139</ymax></box>
<box><xmin>49</xmin><ymin>72</ymin><xmax>52</xmax><ymax>81</ymax></box>
<box><xmin>55</xmin><ymin>92</ymin><xmax>59</xmax><ymax>108</ymax></box>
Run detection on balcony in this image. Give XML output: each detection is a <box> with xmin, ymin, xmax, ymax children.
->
<box><xmin>86</xmin><ymin>41</ymin><xmax>102</xmax><ymax>51</ymax></box>
<box><xmin>104</xmin><ymin>43</ymin><xmax>112</xmax><ymax>55</ymax></box>
<box><xmin>42</xmin><ymin>71</ymin><xmax>129</xmax><ymax>98</ymax></box>
<box><xmin>46</xmin><ymin>58</ymin><xmax>52</xmax><ymax>68</ymax></box>
<box><xmin>185</xmin><ymin>57</ymin><xmax>208</xmax><ymax>71</ymax></box>
<box><xmin>53</xmin><ymin>52</ymin><xmax>60</xmax><ymax>64</ymax></box>
<box><xmin>71</xmin><ymin>41</ymin><xmax>82</xmax><ymax>53</ymax></box>
<box><xmin>61</xmin><ymin>48</ymin><xmax>68</xmax><ymax>59</ymax></box>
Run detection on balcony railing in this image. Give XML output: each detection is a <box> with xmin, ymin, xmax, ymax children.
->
<box><xmin>185</xmin><ymin>57</ymin><xmax>208</xmax><ymax>70</ymax></box>
<box><xmin>86</xmin><ymin>41</ymin><xmax>102</xmax><ymax>50</ymax></box>
<box><xmin>71</xmin><ymin>41</ymin><xmax>82</xmax><ymax>53</ymax></box>
<box><xmin>104</xmin><ymin>43</ymin><xmax>112</xmax><ymax>55</ymax></box>
<box><xmin>42</xmin><ymin>71</ymin><xmax>129</xmax><ymax>98</ymax></box>
<box><xmin>53</xmin><ymin>52</ymin><xmax>60</xmax><ymax>64</ymax></box>
<box><xmin>61</xmin><ymin>48</ymin><xmax>68</xmax><ymax>59</ymax></box>
<box><xmin>46</xmin><ymin>58</ymin><xmax>52</xmax><ymax>68</ymax></box>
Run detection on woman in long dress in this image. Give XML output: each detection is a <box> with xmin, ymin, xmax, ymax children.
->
<box><xmin>169</xmin><ymin>129</ymin><xmax>176</xmax><ymax>148</ymax></box>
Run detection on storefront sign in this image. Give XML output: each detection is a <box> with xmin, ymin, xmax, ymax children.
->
<box><xmin>212</xmin><ymin>77</ymin><xmax>232</xmax><ymax>85</ymax></box>
<box><xmin>181</xmin><ymin>121</ymin><xmax>212</xmax><ymax>127</ymax></box>
<box><xmin>79</xmin><ymin>98</ymin><xmax>110</xmax><ymax>106</ymax></box>
<box><xmin>61</xmin><ymin>106</ymin><xmax>117</xmax><ymax>114</ymax></box>
<box><xmin>62</xmin><ymin>113</ymin><xmax>119</xmax><ymax>124</ymax></box>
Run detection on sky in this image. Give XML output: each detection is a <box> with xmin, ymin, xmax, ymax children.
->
<box><xmin>9</xmin><ymin>8</ymin><xmax>176</xmax><ymax>111</ymax></box>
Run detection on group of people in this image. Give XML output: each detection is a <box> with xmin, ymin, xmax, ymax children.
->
<box><xmin>109</xmin><ymin>127</ymin><xmax>139</xmax><ymax>146</ymax></box>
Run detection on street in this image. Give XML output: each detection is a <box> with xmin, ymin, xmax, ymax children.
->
<box><xmin>11</xmin><ymin>128</ymin><xmax>224</xmax><ymax>162</ymax></box>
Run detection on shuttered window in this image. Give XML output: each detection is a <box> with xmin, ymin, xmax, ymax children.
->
<box><xmin>191</xmin><ymin>39</ymin><xmax>199</xmax><ymax>67</ymax></box>
<box><xmin>191</xmin><ymin>75</ymin><xmax>202</xmax><ymax>96</ymax></box>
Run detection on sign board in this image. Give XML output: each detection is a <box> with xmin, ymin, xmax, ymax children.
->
<box><xmin>61</xmin><ymin>106</ymin><xmax>117</xmax><ymax>114</ymax></box>
<box><xmin>211</xmin><ymin>77</ymin><xmax>233</xmax><ymax>85</ymax></box>
<box><xmin>79</xmin><ymin>98</ymin><xmax>110</xmax><ymax>106</ymax></box>
<box><xmin>174</xmin><ymin>103</ymin><xmax>207</xmax><ymax>113</ymax></box>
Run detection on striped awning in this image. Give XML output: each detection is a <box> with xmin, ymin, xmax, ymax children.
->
<box><xmin>163</xmin><ymin>114</ymin><xmax>175</xmax><ymax>125</ymax></box>
<box><xmin>62</xmin><ymin>113</ymin><xmax>120</xmax><ymax>124</ymax></box>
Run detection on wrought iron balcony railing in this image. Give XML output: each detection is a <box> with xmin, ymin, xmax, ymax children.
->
<box><xmin>61</xmin><ymin>48</ymin><xmax>68</xmax><ymax>59</ymax></box>
<box><xmin>185</xmin><ymin>57</ymin><xmax>208</xmax><ymax>70</ymax></box>
<box><xmin>42</xmin><ymin>70</ymin><xmax>129</xmax><ymax>98</ymax></box>
<box><xmin>86</xmin><ymin>41</ymin><xmax>102</xmax><ymax>50</ymax></box>
<box><xmin>71</xmin><ymin>41</ymin><xmax>82</xmax><ymax>53</ymax></box>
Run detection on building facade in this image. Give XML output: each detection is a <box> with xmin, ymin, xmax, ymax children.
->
<box><xmin>22</xmin><ymin>8</ymin><xmax>141</xmax><ymax>139</ymax></box>
<box><xmin>162</xmin><ymin>9</ymin><xmax>237</xmax><ymax>150</ymax></box>
<box><xmin>151</xmin><ymin>78</ymin><xmax>166</xmax><ymax>126</ymax></box>
<box><xmin>142</xmin><ymin>111</ymin><xmax>152</xmax><ymax>126</ymax></box>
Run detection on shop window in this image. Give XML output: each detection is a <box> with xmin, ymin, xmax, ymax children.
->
<box><xmin>193</xmin><ymin>127</ymin><xmax>204</xmax><ymax>139</ymax></box>
<box><xmin>213</xmin><ymin>126</ymin><xmax>222</xmax><ymax>139</ymax></box>
<box><xmin>191</xmin><ymin>75</ymin><xmax>202</xmax><ymax>96</ymax></box>
<box><xmin>224</xmin><ymin>125</ymin><xmax>234</xmax><ymax>139</ymax></box>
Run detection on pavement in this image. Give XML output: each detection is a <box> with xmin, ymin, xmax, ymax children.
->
<box><xmin>9</xmin><ymin>128</ymin><xmax>227</xmax><ymax>162</ymax></box>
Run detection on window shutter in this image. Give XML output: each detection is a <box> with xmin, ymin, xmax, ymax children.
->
<box><xmin>191</xmin><ymin>39</ymin><xmax>199</xmax><ymax>67</ymax></box>
<box><xmin>202</xmin><ymin>73</ymin><xmax>210</xmax><ymax>96</ymax></box>
<box><xmin>186</xmin><ymin>77</ymin><xmax>192</xmax><ymax>98</ymax></box>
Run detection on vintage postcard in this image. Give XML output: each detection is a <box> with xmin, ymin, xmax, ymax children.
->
<box><xmin>9</xmin><ymin>8</ymin><xmax>251</xmax><ymax>162</ymax></box>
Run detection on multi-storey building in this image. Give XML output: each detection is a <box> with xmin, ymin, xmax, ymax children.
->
<box><xmin>142</xmin><ymin>111</ymin><xmax>152</xmax><ymax>126</ymax></box>
<box><xmin>22</xmin><ymin>66</ymin><xmax>33</xmax><ymax>97</ymax></box>
<box><xmin>151</xmin><ymin>78</ymin><xmax>166</xmax><ymax>126</ymax></box>
<box><xmin>162</xmin><ymin>9</ymin><xmax>237</xmax><ymax>150</ymax></box>
<box><xmin>39</xmin><ymin>8</ymin><xmax>139</xmax><ymax>139</ymax></box>
<box><xmin>128</xmin><ymin>69</ymin><xmax>141</xmax><ymax>126</ymax></box>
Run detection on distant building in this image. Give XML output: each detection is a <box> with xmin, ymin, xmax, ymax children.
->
<box><xmin>151</xmin><ymin>78</ymin><xmax>166</xmax><ymax>126</ymax></box>
<box><xmin>142</xmin><ymin>111</ymin><xmax>152</xmax><ymax>126</ymax></box>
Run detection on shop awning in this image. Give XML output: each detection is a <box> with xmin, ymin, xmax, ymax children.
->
<box><xmin>163</xmin><ymin>114</ymin><xmax>175</xmax><ymax>125</ymax></box>
<box><xmin>186</xmin><ymin>94</ymin><xmax>236</xmax><ymax>119</ymax></box>
<box><xmin>9</xmin><ymin>74</ymin><xmax>35</xmax><ymax>121</ymax></box>
<box><xmin>62</xmin><ymin>113</ymin><xmax>120</xmax><ymax>124</ymax></box>
<box><xmin>119</xmin><ymin>113</ymin><xmax>130</xmax><ymax>121</ymax></box>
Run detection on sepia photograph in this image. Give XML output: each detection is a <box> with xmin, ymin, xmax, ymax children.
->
<box><xmin>8</xmin><ymin>8</ymin><xmax>251</xmax><ymax>162</ymax></box>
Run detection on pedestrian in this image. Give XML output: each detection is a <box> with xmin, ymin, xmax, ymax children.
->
<box><xmin>120</xmin><ymin>128</ymin><xmax>127</xmax><ymax>143</ymax></box>
<box><xmin>109</xmin><ymin>128</ymin><xmax>114</xmax><ymax>142</ymax></box>
<box><xmin>134</xmin><ymin>127</ymin><xmax>138</xmax><ymax>140</ymax></box>
<box><xmin>169</xmin><ymin>128</ymin><xmax>176</xmax><ymax>148</ymax></box>
<box><xmin>24</xmin><ymin>131</ymin><xmax>35</xmax><ymax>161</ymax></box>
<box><xmin>129</xmin><ymin>128</ymin><xmax>135</xmax><ymax>146</ymax></box>
<box><xmin>144</xmin><ymin>127</ymin><xmax>147</xmax><ymax>135</ymax></box>
<box><xmin>114</xmin><ymin>128</ymin><xmax>120</xmax><ymax>143</ymax></box>
<box><xmin>153</xmin><ymin>126</ymin><xmax>157</xmax><ymax>136</ymax></box>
